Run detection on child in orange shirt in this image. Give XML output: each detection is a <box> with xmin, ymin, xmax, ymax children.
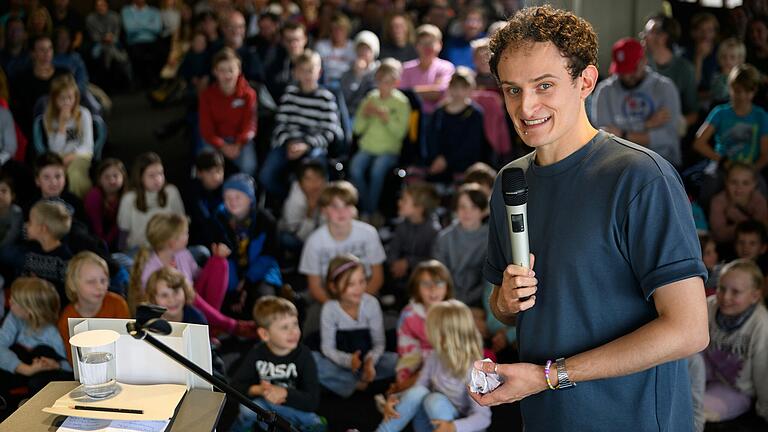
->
<box><xmin>58</xmin><ymin>251</ymin><xmax>130</xmax><ymax>362</ymax></box>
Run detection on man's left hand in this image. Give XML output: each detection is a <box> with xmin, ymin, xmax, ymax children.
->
<box><xmin>431</xmin><ymin>420</ymin><xmax>455</xmax><ymax>432</ymax></box>
<box><xmin>468</xmin><ymin>361</ymin><xmax>548</xmax><ymax>407</ymax></box>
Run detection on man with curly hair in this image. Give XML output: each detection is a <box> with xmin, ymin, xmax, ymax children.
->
<box><xmin>473</xmin><ymin>6</ymin><xmax>709</xmax><ymax>431</ymax></box>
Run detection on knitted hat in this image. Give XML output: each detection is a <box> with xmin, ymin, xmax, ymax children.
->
<box><xmin>223</xmin><ymin>173</ymin><xmax>256</xmax><ymax>202</ymax></box>
<box><xmin>354</xmin><ymin>30</ymin><xmax>380</xmax><ymax>59</ymax></box>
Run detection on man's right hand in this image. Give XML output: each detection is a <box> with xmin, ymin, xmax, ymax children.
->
<box><xmin>496</xmin><ymin>253</ymin><xmax>537</xmax><ymax>317</ymax></box>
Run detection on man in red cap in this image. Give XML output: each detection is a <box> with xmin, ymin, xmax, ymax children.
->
<box><xmin>591</xmin><ymin>37</ymin><xmax>684</xmax><ymax>166</ymax></box>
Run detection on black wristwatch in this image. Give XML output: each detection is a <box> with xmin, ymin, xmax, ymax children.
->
<box><xmin>555</xmin><ymin>357</ymin><xmax>576</xmax><ymax>389</ymax></box>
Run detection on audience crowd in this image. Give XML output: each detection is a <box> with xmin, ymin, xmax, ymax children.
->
<box><xmin>1</xmin><ymin>1</ymin><xmax>768</xmax><ymax>431</ymax></box>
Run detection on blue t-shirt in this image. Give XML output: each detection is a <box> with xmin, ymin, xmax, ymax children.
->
<box><xmin>484</xmin><ymin>131</ymin><xmax>707</xmax><ymax>431</ymax></box>
<box><xmin>706</xmin><ymin>103</ymin><xmax>768</xmax><ymax>163</ymax></box>
<box><xmin>182</xmin><ymin>305</ymin><xmax>208</xmax><ymax>326</ymax></box>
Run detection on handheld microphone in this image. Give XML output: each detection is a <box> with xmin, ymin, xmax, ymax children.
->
<box><xmin>501</xmin><ymin>168</ymin><xmax>530</xmax><ymax>269</ymax></box>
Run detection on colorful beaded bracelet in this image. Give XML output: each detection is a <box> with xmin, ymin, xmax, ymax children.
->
<box><xmin>544</xmin><ymin>359</ymin><xmax>556</xmax><ymax>390</ymax></box>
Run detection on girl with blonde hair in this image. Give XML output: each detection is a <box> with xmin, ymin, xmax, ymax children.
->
<box><xmin>377</xmin><ymin>300</ymin><xmax>491</xmax><ymax>432</ymax></box>
<box><xmin>0</xmin><ymin>277</ymin><xmax>71</xmax><ymax>403</ymax></box>
<box><xmin>128</xmin><ymin>212</ymin><xmax>256</xmax><ymax>338</ymax></box>
<box><xmin>42</xmin><ymin>73</ymin><xmax>94</xmax><ymax>197</ymax></box>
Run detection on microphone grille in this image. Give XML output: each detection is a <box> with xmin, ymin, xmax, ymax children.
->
<box><xmin>501</xmin><ymin>167</ymin><xmax>528</xmax><ymax>206</ymax></box>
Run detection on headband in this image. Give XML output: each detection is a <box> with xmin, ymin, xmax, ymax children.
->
<box><xmin>330</xmin><ymin>261</ymin><xmax>360</xmax><ymax>281</ymax></box>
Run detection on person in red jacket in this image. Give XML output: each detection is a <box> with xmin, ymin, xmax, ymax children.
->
<box><xmin>198</xmin><ymin>47</ymin><xmax>257</xmax><ymax>175</ymax></box>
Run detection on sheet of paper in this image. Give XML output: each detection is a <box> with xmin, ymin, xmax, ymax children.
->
<box><xmin>57</xmin><ymin>416</ymin><xmax>170</xmax><ymax>432</ymax></box>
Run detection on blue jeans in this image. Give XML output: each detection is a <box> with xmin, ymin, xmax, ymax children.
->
<box><xmin>312</xmin><ymin>351</ymin><xmax>397</xmax><ymax>398</ymax></box>
<box><xmin>201</xmin><ymin>140</ymin><xmax>257</xmax><ymax>176</ymax></box>
<box><xmin>259</xmin><ymin>145</ymin><xmax>327</xmax><ymax>197</ymax></box>
<box><xmin>375</xmin><ymin>385</ymin><xmax>460</xmax><ymax>432</ymax></box>
<box><xmin>232</xmin><ymin>397</ymin><xmax>325</xmax><ymax>432</ymax></box>
<box><xmin>349</xmin><ymin>151</ymin><xmax>399</xmax><ymax>215</ymax></box>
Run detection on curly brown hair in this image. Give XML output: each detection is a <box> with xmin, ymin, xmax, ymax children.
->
<box><xmin>489</xmin><ymin>5</ymin><xmax>598</xmax><ymax>82</ymax></box>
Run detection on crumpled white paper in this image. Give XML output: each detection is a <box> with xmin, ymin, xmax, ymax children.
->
<box><xmin>467</xmin><ymin>358</ymin><xmax>503</xmax><ymax>394</ymax></box>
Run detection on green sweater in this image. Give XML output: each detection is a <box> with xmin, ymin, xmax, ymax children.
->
<box><xmin>353</xmin><ymin>89</ymin><xmax>411</xmax><ymax>155</ymax></box>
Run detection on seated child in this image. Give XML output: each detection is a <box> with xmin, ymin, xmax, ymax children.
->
<box><xmin>386</xmin><ymin>182</ymin><xmax>440</xmax><ymax>302</ymax></box>
<box><xmin>710</xmin><ymin>38</ymin><xmax>746</xmax><ymax>105</ymax></box>
<box><xmin>693</xmin><ymin>64</ymin><xmax>768</xmax><ymax>173</ymax></box>
<box><xmin>700</xmin><ymin>232</ymin><xmax>722</xmax><ymax>296</ymax></box>
<box><xmin>231</xmin><ymin>296</ymin><xmax>325</xmax><ymax>432</ymax></box>
<box><xmin>58</xmin><ymin>251</ymin><xmax>130</xmax><ymax>363</ymax></box>
<box><xmin>0</xmin><ymin>174</ymin><xmax>22</xmax><ymax>250</ymax></box>
<box><xmin>312</xmin><ymin>254</ymin><xmax>397</xmax><ymax>397</ymax></box>
<box><xmin>118</xmin><ymin>152</ymin><xmax>185</xmax><ymax>251</ymax></box>
<box><xmin>426</xmin><ymin>67</ymin><xmax>488</xmax><ymax>183</ymax></box>
<box><xmin>299</xmin><ymin>181</ymin><xmax>386</xmax><ymax>304</ymax></box>
<box><xmin>0</xmin><ymin>277</ymin><xmax>72</xmax><ymax>406</ymax></box>
<box><xmin>22</xmin><ymin>199</ymin><xmax>73</xmax><ymax>305</ymax></box>
<box><xmin>259</xmin><ymin>49</ymin><xmax>343</xmax><ymax>199</ymax></box>
<box><xmin>24</xmin><ymin>152</ymin><xmax>88</xmax><ymax>226</ymax></box>
<box><xmin>700</xmin><ymin>259</ymin><xmax>768</xmax><ymax>423</ymax></box>
<box><xmin>278</xmin><ymin>160</ymin><xmax>327</xmax><ymax>255</ymax></box>
<box><xmin>350</xmin><ymin>58</ymin><xmax>411</xmax><ymax>219</ymax></box>
<box><xmin>377</xmin><ymin>300</ymin><xmax>491</xmax><ymax>431</ymax></box>
<box><xmin>399</xmin><ymin>24</ymin><xmax>455</xmax><ymax>115</ymax></box>
<box><xmin>84</xmin><ymin>158</ymin><xmax>127</xmax><ymax>251</ymax></box>
<box><xmin>432</xmin><ymin>183</ymin><xmax>489</xmax><ymax>307</ymax></box>
<box><xmin>184</xmin><ymin>150</ymin><xmax>225</xmax><ymax>247</ymax></box>
<box><xmin>709</xmin><ymin>162</ymin><xmax>767</xmax><ymax>245</ymax></box>
<box><xmin>198</xmin><ymin>48</ymin><xmax>257</xmax><ymax>175</ymax></box>
<box><xmin>145</xmin><ymin>267</ymin><xmax>207</xmax><ymax>325</ymax></box>
<box><xmin>131</xmin><ymin>212</ymin><xmax>254</xmax><ymax>336</ymax></box>
<box><xmin>212</xmin><ymin>174</ymin><xmax>282</xmax><ymax>316</ymax></box>
<box><xmin>340</xmin><ymin>30</ymin><xmax>380</xmax><ymax>116</ymax></box>
<box><xmin>392</xmin><ymin>260</ymin><xmax>453</xmax><ymax>395</ymax></box>
<box><xmin>41</xmin><ymin>74</ymin><xmax>94</xmax><ymax>197</ymax></box>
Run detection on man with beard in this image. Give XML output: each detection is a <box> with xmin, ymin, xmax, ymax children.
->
<box><xmin>591</xmin><ymin>37</ymin><xmax>684</xmax><ymax>167</ymax></box>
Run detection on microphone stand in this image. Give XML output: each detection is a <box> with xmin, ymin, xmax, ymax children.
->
<box><xmin>126</xmin><ymin>305</ymin><xmax>299</xmax><ymax>432</ymax></box>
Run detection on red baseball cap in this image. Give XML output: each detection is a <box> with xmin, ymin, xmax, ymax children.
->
<box><xmin>610</xmin><ymin>37</ymin><xmax>645</xmax><ymax>75</ymax></box>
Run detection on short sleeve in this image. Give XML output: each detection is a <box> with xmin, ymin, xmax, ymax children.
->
<box><xmin>760</xmin><ymin>109</ymin><xmax>768</xmax><ymax>138</ymax></box>
<box><xmin>704</xmin><ymin>105</ymin><xmax>722</xmax><ymax>130</ymax></box>
<box><xmin>298</xmin><ymin>230</ymin><xmax>322</xmax><ymax>276</ymax></box>
<box><xmin>365</xmin><ymin>228</ymin><xmax>387</xmax><ymax>265</ymax></box>
<box><xmin>619</xmin><ymin>172</ymin><xmax>707</xmax><ymax>299</ymax></box>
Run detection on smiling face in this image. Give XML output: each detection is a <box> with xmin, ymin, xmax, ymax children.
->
<box><xmin>224</xmin><ymin>189</ymin><xmax>252</xmax><ymax>219</ymax></box>
<box><xmin>725</xmin><ymin>166</ymin><xmax>757</xmax><ymax>202</ymax></box>
<box><xmin>497</xmin><ymin>41</ymin><xmax>596</xmax><ymax>162</ymax></box>
<box><xmin>154</xmin><ymin>281</ymin><xmax>186</xmax><ymax>321</ymax></box>
<box><xmin>262</xmin><ymin>314</ymin><xmax>301</xmax><ymax>354</ymax></box>
<box><xmin>339</xmin><ymin>266</ymin><xmax>367</xmax><ymax>307</ymax></box>
<box><xmin>36</xmin><ymin>165</ymin><xmax>66</xmax><ymax>198</ymax></box>
<box><xmin>416</xmin><ymin>272</ymin><xmax>448</xmax><ymax>309</ymax></box>
<box><xmin>717</xmin><ymin>269</ymin><xmax>761</xmax><ymax>317</ymax></box>
<box><xmin>77</xmin><ymin>261</ymin><xmax>109</xmax><ymax>308</ymax></box>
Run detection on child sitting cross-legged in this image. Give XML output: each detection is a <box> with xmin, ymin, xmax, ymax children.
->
<box><xmin>130</xmin><ymin>212</ymin><xmax>256</xmax><ymax>337</ymax></box>
<box><xmin>231</xmin><ymin>296</ymin><xmax>326</xmax><ymax>432</ymax></box>
<box><xmin>377</xmin><ymin>300</ymin><xmax>491</xmax><ymax>432</ymax></box>
<box><xmin>312</xmin><ymin>254</ymin><xmax>397</xmax><ymax>398</ymax></box>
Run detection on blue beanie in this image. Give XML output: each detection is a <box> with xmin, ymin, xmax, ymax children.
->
<box><xmin>223</xmin><ymin>173</ymin><xmax>256</xmax><ymax>202</ymax></box>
